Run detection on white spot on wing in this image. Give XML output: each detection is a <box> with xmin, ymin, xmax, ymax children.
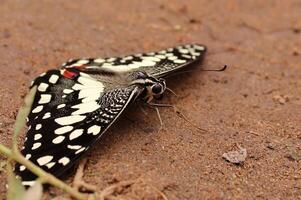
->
<box><xmin>42</xmin><ymin>112</ymin><xmax>51</xmax><ymax>119</ymax></box>
<box><xmin>94</xmin><ymin>58</ymin><xmax>105</xmax><ymax>63</ymax></box>
<box><xmin>139</xmin><ymin>60</ymin><xmax>156</xmax><ymax>67</ymax></box>
<box><xmin>142</xmin><ymin>56</ymin><xmax>161</xmax><ymax>62</ymax></box>
<box><xmin>34</xmin><ymin>134</ymin><xmax>42</xmax><ymax>140</ymax></box>
<box><xmin>100</xmin><ymin>59</ymin><xmax>157</xmax><ymax>73</ymax></box>
<box><xmin>125</xmin><ymin>56</ymin><xmax>133</xmax><ymax>60</ymax></box>
<box><xmin>58</xmin><ymin>157</ymin><xmax>70</xmax><ymax>166</ymax></box>
<box><xmin>71</xmin><ymin>101</ymin><xmax>100</xmax><ymax>115</ymax></box>
<box><xmin>78</xmin><ymin>88</ymin><xmax>101</xmax><ymax>101</ymax></box>
<box><xmin>35</xmin><ymin>124</ymin><xmax>42</xmax><ymax>130</ymax></box>
<box><xmin>69</xmin><ymin>129</ymin><xmax>84</xmax><ymax>140</ymax></box>
<box><xmin>55</xmin><ymin>115</ymin><xmax>86</xmax><ymax>125</ymax></box>
<box><xmin>193</xmin><ymin>45</ymin><xmax>206</xmax><ymax>51</ymax></box>
<box><xmin>75</xmin><ymin>147</ymin><xmax>86</xmax><ymax>154</ymax></box>
<box><xmin>37</xmin><ymin>156</ymin><xmax>53</xmax><ymax>166</ymax></box>
<box><xmin>20</xmin><ymin>165</ymin><xmax>26</xmax><ymax>171</ymax></box>
<box><xmin>72</xmin><ymin>84</ymin><xmax>84</xmax><ymax>90</ymax></box>
<box><xmin>57</xmin><ymin>104</ymin><xmax>66</xmax><ymax>109</ymax></box>
<box><xmin>173</xmin><ymin>59</ymin><xmax>186</xmax><ymax>64</ymax></box>
<box><xmin>63</xmin><ymin>89</ymin><xmax>73</xmax><ymax>94</ymax></box>
<box><xmin>76</xmin><ymin>59</ymin><xmax>89</xmax><ymax>65</ymax></box>
<box><xmin>107</xmin><ymin>57</ymin><xmax>116</xmax><ymax>62</ymax></box>
<box><xmin>87</xmin><ymin>125</ymin><xmax>101</xmax><ymax>135</ymax></box>
<box><xmin>38</xmin><ymin>83</ymin><xmax>49</xmax><ymax>92</ymax></box>
<box><xmin>49</xmin><ymin>74</ymin><xmax>59</xmax><ymax>84</ymax></box>
<box><xmin>77</xmin><ymin>77</ymin><xmax>104</xmax><ymax>89</ymax></box>
<box><xmin>38</xmin><ymin>94</ymin><xmax>52</xmax><ymax>104</ymax></box>
<box><xmin>32</xmin><ymin>142</ymin><xmax>41</xmax><ymax>150</ymax></box>
<box><xmin>155</xmin><ymin>55</ymin><xmax>166</xmax><ymax>59</ymax></box>
<box><xmin>32</xmin><ymin>105</ymin><xmax>43</xmax><ymax>113</ymax></box>
<box><xmin>182</xmin><ymin>54</ymin><xmax>192</xmax><ymax>59</ymax></box>
<box><xmin>25</xmin><ymin>154</ymin><xmax>31</xmax><ymax>160</ymax></box>
<box><xmin>67</xmin><ymin>145</ymin><xmax>82</xmax><ymax>150</ymax></box>
<box><xmin>52</xmin><ymin>136</ymin><xmax>65</xmax><ymax>144</ymax></box>
<box><xmin>54</xmin><ymin>126</ymin><xmax>73</xmax><ymax>135</ymax></box>
<box><xmin>179</xmin><ymin>49</ymin><xmax>189</xmax><ymax>54</ymax></box>
<box><xmin>46</xmin><ymin>162</ymin><xmax>55</xmax><ymax>169</ymax></box>
<box><xmin>192</xmin><ymin>52</ymin><xmax>200</xmax><ymax>56</ymax></box>
<box><xmin>167</xmin><ymin>56</ymin><xmax>178</xmax><ymax>61</ymax></box>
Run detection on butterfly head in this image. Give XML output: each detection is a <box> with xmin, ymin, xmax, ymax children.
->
<box><xmin>131</xmin><ymin>71</ymin><xmax>166</xmax><ymax>102</ymax></box>
<box><xmin>150</xmin><ymin>77</ymin><xmax>166</xmax><ymax>95</ymax></box>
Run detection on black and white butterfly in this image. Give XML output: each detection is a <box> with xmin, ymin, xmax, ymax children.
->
<box><xmin>15</xmin><ymin>44</ymin><xmax>206</xmax><ymax>186</ymax></box>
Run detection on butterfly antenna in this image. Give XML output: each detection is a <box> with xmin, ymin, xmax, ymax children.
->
<box><xmin>202</xmin><ymin>64</ymin><xmax>227</xmax><ymax>72</ymax></box>
<box><xmin>166</xmin><ymin>87</ymin><xmax>178</xmax><ymax>97</ymax></box>
<box><xmin>165</xmin><ymin>64</ymin><xmax>228</xmax><ymax>78</ymax></box>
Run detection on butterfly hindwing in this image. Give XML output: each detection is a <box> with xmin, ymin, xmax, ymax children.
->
<box><xmin>16</xmin><ymin>69</ymin><xmax>140</xmax><ymax>186</ymax></box>
<box><xmin>62</xmin><ymin>44</ymin><xmax>206</xmax><ymax>78</ymax></box>
<box><xmin>16</xmin><ymin>44</ymin><xmax>207</xmax><ymax>186</ymax></box>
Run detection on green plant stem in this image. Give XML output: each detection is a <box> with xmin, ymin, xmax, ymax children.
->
<box><xmin>0</xmin><ymin>144</ymin><xmax>87</xmax><ymax>200</ymax></box>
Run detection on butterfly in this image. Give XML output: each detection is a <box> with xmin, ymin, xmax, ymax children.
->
<box><xmin>15</xmin><ymin>44</ymin><xmax>207</xmax><ymax>186</ymax></box>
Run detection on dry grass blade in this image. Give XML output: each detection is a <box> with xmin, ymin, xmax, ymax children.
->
<box><xmin>98</xmin><ymin>180</ymin><xmax>137</xmax><ymax>200</ymax></box>
<box><xmin>73</xmin><ymin>158</ymin><xmax>96</xmax><ymax>192</ymax></box>
<box><xmin>6</xmin><ymin>162</ymin><xmax>25</xmax><ymax>200</ymax></box>
<box><xmin>13</xmin><ymin>86</ymin><xmax>37</xmax><ymax>151</ymax></box>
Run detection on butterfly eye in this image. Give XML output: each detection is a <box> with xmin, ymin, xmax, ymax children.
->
<box><xmin>151</xmin><ymin>83</ymin><xmax>162</xmax><ymax>94</ymax></box>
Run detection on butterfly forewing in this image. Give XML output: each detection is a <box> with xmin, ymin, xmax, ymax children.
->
<box><xmin>16</xmin><ymin>69</ymin><xmax>140</xmax><ymax>186</ymax></box>
<box><xmin>16</xmin><ymin>44</ymin><xmax>206</xmax><ymax>186</ymax></box>
<box><xmin>62</xmin><ymin>44</ymin><xmax>206</xmax><ymax>78</ymax></box>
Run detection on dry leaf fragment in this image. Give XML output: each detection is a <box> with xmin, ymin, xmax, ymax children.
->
<box><xmin>222</xmin><ymin>146</ymin><xmax>247</xmax><ymax>164</ymax></box>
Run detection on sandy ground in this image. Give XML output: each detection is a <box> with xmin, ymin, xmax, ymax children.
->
<box><xmin>0</xmin><ymin>0</ymin><xmax>301</xmax><ymax>199</ymax></box>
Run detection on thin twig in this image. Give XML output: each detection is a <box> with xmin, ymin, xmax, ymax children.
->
<box><xmin>0</xmin><ymin>144</ymin><xmax>87</xmax><ymax>200</ymax></box>
<box><xmin>145</xmin><ymin>183</ymin><xmax>169</xmax><ymax>200</ymax></box>
<box><xmin>73</xmin><ymin>158</ymin><xmax>97</xmax><ymax>192</ymax></box>
<box><xmin>98</xmin><ymin>179</ymin><xmax>137</xmax><ymax>200</ymax></box>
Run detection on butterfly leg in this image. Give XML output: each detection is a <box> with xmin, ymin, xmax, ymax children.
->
<box><xmin>72</xmin><ymin>158</ymin><xmax>96</xmax><ymax>192</ymax></box>
<box><xmin>139</xmin><ymin>104</ymin><xmax>149</xmax><ymax>116</ymax></box>
<box><xmin>144</xmin><ymin>102</ymin><xmax>174</xmax><ymax>126</ymax></box>
<box><xmin>147</xmin><ymin>102</ymin><xmax>174</xmax><ymax>108</ymax></box>
<box><xmin>154</xmin><ymin>107</ymin><xmax>163</xmax><ymax>126</ymax></box>
<box><xmin>146</xmin><ymin>102</ymin><xmax>207</xmax><ymax>132</ymax></box>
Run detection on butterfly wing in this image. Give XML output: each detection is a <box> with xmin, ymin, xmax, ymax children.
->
<box><xmin>62</xmin><ymin>44</ymin><xmax>206</xmax><ymax>78</ymax></box>
<box><xmin>16</xmin><ymin>44</ymin><xmax>206</xmax><ymax>186</ymax></box>
<box><xmin>15</xmin><ymin>69</ymin><xmax>140</xmax><ymax>186</ymax></box>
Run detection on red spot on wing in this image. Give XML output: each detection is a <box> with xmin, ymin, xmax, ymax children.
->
<box><xmin>62</xmin><ymin>70</ymin><xmax>78</xmax><ymax>79</ymax></box>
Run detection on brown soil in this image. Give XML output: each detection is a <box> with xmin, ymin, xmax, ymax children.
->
<box><xmin>0</xmin><ymin>1</ymin><xmax>300</xmax><ymax>199</ymax></box>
